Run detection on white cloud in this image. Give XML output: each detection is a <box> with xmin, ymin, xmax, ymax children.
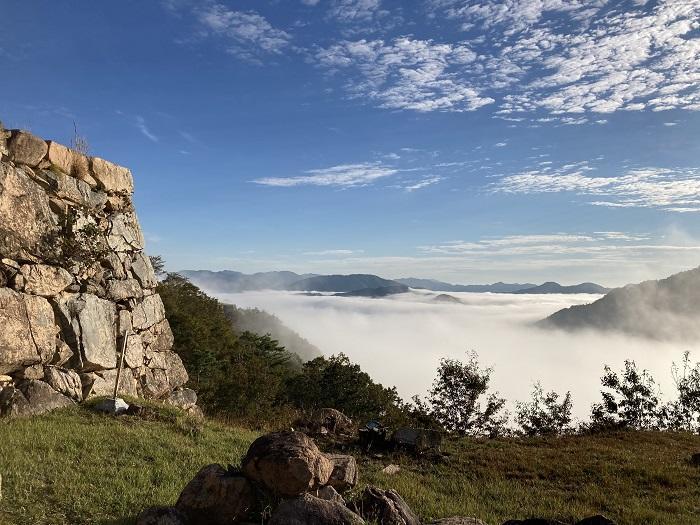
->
<box><xmin>169</xmin><ymin>2</ymin><xmax>292</xmax><ymax>62</ymax></box>
<box><xmin>253</xmin><ymin>162</ymin><xmax>398</xmax><ymax>187</ymax></box>
<box><xmin>492</xmin><ymin>165</ymin><xmax>700</xmax><ymax>212</ymax></box>
<box><xmin>403</xmin><ymin>176</ymin><xmax>443</xmax><ymax>191</ymax></box>
<box><xmin>135</xmin><ymin>116</ymin><xmax>158</xmax><ymax>142</ymax></box>
<box><xmin>303</xmin><ymin>249</ymin><xmax>364</xmax><ymax>255</ymax></box>
<box><xmin>318</xmin><ymin>1</ymin><xmax>700</xmax><ymax>115</ymax></box>
<box><xmin>329</xmin><ymin>0</ymin><xmax>382</xmax><ymax>22</ymax></box>
<box><xmin>316</xmin><ymin>37</ymin><xmax>494</xmax><ymax>112</ymax></box>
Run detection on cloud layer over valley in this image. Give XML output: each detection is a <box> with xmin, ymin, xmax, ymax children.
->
<box><xmin>210</xmin><ymin>289</ymin><xmax>690</xmax><ymax>420</ymax></box>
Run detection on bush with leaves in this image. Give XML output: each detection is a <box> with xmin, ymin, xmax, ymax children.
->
<box><xmin>515</xmin><ymin>382</ymin><xmax>573</xmax><ymax>436</ymax></box>
<box><xmin>283</xmin><ymin>353</ymin><xmax>408</xmax><ymax>424</ymax></box>
<box><xmin>590</xmin><ymin>360</ymin><xmax>662</xmax><ymax>430</ymax></box>
<box><xmin>415</xmin><ymin>352</ymin><xmax>508</xmax><ymax>437</ymax></box>
<box><xmin>664</xmin><ymin>352</ymin><xmax>700</xmax><ymax>432</ymax></box>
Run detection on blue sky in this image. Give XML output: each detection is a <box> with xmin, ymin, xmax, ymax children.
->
<box><xmin>2</xmin><ymin>0</ymin><xmax>700</xmax><ymax>286</ymax></box>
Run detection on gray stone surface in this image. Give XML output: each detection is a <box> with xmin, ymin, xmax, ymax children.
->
<box><xmin>20</xmin><ymin>264</ymin><xmax>73</xmax><ymax>297</ymax></box>
<box><xmin>325</xmin><ymin>453</ymin><xmax>358</xmax><ymax>492</ymax></box>
<box><xmin>44</xmin><ymin>365</ymin><xmax>83</xmax><ymax>401</ymax></box>
<box><xmin>7</xmin><ymin>131</ymin><xmax>47</xmax><ymax>167</ymax></box>
<box><xmin>0</xmin><ymin>288</ymin><xmax>55</xmax><ymax>374</ymax></box>
<box><xmin>18</xmin><ymin>379</ymin><xmax>75</xmax><ymax>415</ymax></box>
<box><xmin>164</xmin><ymin>388</ymin><xmax>198</xmax><ymax>410</ymax></box>
<box><xmin>91</xmin><ymin>156</ymin><xmax>134</xmax><ymax>194</ymax></box>
<box><xmin>269</xmin><ymin>494</ymin><xmax>365</xmax><ymax>525</ymax></box>
<box><xmin>132</xmin><ymin>294</ymin><xmax>166</xmax><ymax>331</ymax></box>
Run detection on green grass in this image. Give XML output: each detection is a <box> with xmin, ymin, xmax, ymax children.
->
<box><xmin>1</xmin><ymin>406</ymin><xmax>699</xmax><ymax>525</ymax></box>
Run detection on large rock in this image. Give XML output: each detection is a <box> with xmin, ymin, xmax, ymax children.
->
<box><xmin>44</xmin><ymin>366</ymin><xmax>83</xmax><ymax>401</ymax></box>
<box><xmin>242</xmin><ymin>431</ymin><xmax>334</xmax><ymax>497</ymax></box>
<box><xmin>132</xmin><ymin>294</ymin><xmax>166</xmax><ymax>331</ymax></box>
<box><xmin>53</xmin><ymin>293</ymin><xmax>117</xmax><ymax>371</ymax></box>
<box><xmin>0</xmin><ymin>163</ymin><xmax>57</xmax><ymax>260</ymax></box>
<box><xmin>18</xmin><ymin>379</ymin><xmax>74</xmax><ymax>415</ymax></box>
<box><xmin>123</xmin><ymin>333</ymin><xmax>145</xmax><ymax>368</ymax></box>
<box><xmin>46</xmin><ymin>142</ymin><xmax>96</xmax><ymax>186</ymax></box>
<box><xmin>0</xmin><ymin>288</ymin><xmax>55</xmax><ymax>374</ymax></box>
<box><xmin>325</xmin><ymin>453</ymin><xmax>358</xmax><ymax>492</ymax></box>
<box><xmin>309</xmin><ymin>408</ymin><xmax>354</xmax><ymax>435</ymax></box>
<box><xmin>136</xmin><ymin>506</ymin><xmax>188</xmax><ymax>525</ymax></box>
<box><xmin>40</xmin><ymin>168</ymin><xmax>106</xmax><ymax>209</ymax></box>
<box><xmin>91</xmin><ymin>156</ymin><xmax>134</xmax><ymax>194</ymax></box>
<box><xmin>164</xmin><ymin>352</ymin><xmax>188</xmax><ymax>389</ymax></box>
<box><xmin>130</xmin><ymin>252</ymin><xmax>158</xmax><ymax>289</ymax></box>
<box><xmin>106</xmin><ymin>278</ymin><xmax>143</xmax><ymax>302</ymax></box>
<box><xmin>349</xmin><ymin>486</ymin><xmax>420</xmax><ymax>525</ymax></box>
<box><xmin>269</xmin><ymin>493</ymin><xmax>365</xmax><ymax>525</ymax></box>
<box><xmin>175</xmin><ymin>464</ymin><xmax>254</xmax><ymax>525</ymax></box>
<box><xmin>82</xmin><ymin>368</ymin><xmax>138</xmax><ymax>399</ymax></box>
<box><xmin>392</xmin><ymin>427</ymin><xmax>442</xmax><ymax>453</ymax></box>
<box><xmin>107</xmin><ymin>212</ymin><xmax>144</xmax><ymax>252</ymax></box>
<box><xmin>20</xmin><ymin>264</ymin><xmax>73</xmax><ymax>297</ymax></box>
<box><xmin>165</xmin><ymin>387</ymin><xmax>197</xmax><ymax>410</ymax></box>
<box><xmin>7</xmin><ymin>131</ymin><xmax>47</xmax><ymax>167</ymax></box>
<box><xmin>143</xmin><ymin>319</ymin><xmax>174</xmax><ymax>352</ymax></box>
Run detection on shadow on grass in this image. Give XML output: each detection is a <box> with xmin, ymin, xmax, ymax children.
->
<box><xmin>98</xmin><ymin>516</ymin><xmax>136</xmax><ymax>525</ymax></box>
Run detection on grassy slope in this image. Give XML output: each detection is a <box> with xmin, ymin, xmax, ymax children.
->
<box><xmin>0</xmin><ymin>407</ymin><xmax>698</xmax><ymax>525</ymax></box>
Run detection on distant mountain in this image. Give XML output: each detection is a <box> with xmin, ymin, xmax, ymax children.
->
<box><xmin>433</xmin><ymin>293</ymin><xmax>463</xmax><ymax>304</ymax></box>
<box><xmin>397</xmin><ymin>278</ymin><xmax>537</xmax><ymax>293</ymax></box>
<box><xmin>223</xmin><ymin>304</ymin><xmax>323</xmax><ymax>362</ymax></box>
<box><xmin>180</xmin><ymin>270</ymin><xmax>317</xmax><ymax>292</ymax></box>
<box><xmin>335</xmin><ymin>284</ymin><xmax>410</xmax><ymax>298</ymax></box>
<box><xmin>540</xmin><ymin>267</ymin><xmax>700</xmax><ymax>341</ymax></box>
<box><xmin>287</xmin><ymin>274</ymin><xmax>402</xmax><ymax>293</ymax></box>
<box><xmin>515</xmin><ymin>282</ymin><xmax>610</xmax><ymax>294</ymax></box>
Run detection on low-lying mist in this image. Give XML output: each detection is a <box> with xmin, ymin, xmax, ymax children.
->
<box><xmin>209</xmin><ymin>289</ymin><xmax>692</xmax><ymax>420</ymax></box>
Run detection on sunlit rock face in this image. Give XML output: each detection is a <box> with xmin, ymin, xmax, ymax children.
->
<box><xmin>0</xmin><ymin>122</ymin><xmax>187</xmax><ymax>417</ymax></box>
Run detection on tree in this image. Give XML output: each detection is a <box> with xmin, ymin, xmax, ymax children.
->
<box><xmin>590</xmin><ymin>360</ymin><xmax>662</xmax><ymax>430</ymax></box>
<box><xmin>665</xmin><ymin>352</ymin><xmax>700</xmax><ymax>432</ymax></box>
<box><xmin>421</xmin><ymin>352</ymin><xmax>508</xmax><ymax>437</ymax></box>
<box><xmin>515</xmin><ymin>382</ymin><xmax>573</xmax><ymax>436</ymax></box>
<box><xmin>283</xmin><ymin>354</ymin><xmax>406</xmax><ymax>424</ymax></box>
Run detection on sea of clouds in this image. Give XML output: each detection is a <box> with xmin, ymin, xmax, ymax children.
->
<box><xmin>209</xmin><ymin>289</ymin><xmax>691</xmax><ymax>421</ymax></box>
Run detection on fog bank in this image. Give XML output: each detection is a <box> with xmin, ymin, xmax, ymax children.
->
<box><xmin>210</xmin><ymin>289</ymin><xmax>691</xmax><ymax>420</ymax></box>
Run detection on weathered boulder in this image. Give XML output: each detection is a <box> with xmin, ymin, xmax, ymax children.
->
<box><xmin>164</xmin><ymin>352</ymin><xmax>188</xmax><ymax>389</ymax></box>
<box><xmin>309</xmin><ymin>407</ymin><xmax>354</xmax><ymax>435</ymax></box>
<box><xmin>242</xmin><ymin>431</ymin><xmax>334</xmax><ymax>497</ymax></box>
<box><xmin>130</xmin><ymin>252</ymin><xmax>158</xmax><ymax>289</ymax></box>
<box><xmin>431</xmin><ymin>518</ymin><xmax>489</xmax><ymax>525</ymax></box>
<box><xmin>136</xmin><ymin>506</ymin><xmax>188</xmax><ymax>525</ymax></box>
<box><xmin>268</xmin><ymin>493</ymin><xmax>365</xmax><ymax>525</ymax></box>
<box><xmin>106</xmin><ymin>278</ymin><xmax>143</xmax><ymax>302</ymax></box>
<box><xmin>349</xmin><ymin>486</ymin><xmax>420</xmax><ymax>525</ymax></box>
<box><xmin>175</xmin><ymin>464</ymin><xmax>254</xmax><ymax>525</ymax></box>
<box><xmin>7</xmin><ymin>130</ymin><xmax>47</xmax><ymax>167</ymax></box>
<box><xmin>82</xmin><ymin>368</ymin><xmax>139</xmax><ymax>398</ymax></box>
<box><xmin>20</xmin><ymin>264</ymin><xmax>73</xmax><ymax>297</ymax></box>
<box><xmin>91</xmin><ymin>156</ymin><xmax>134</xmax><ymax>195</ymax></box>
<box><xmin>44</xmin><ymin>366</ymin><xmax>83</xmax><ymax>401</ymax></box>
<box><xmin>53</xmin><ymin>293</ymin><xmax>117</xmax><ymax>371</ymax></box>
<box><xmin>0</xmin><ymin>288</ymin><xmax>55</xmax><ymax>374</ymax></box>
<box><xmin>0</xmin><ymin>163</ymin><xmax>57</xmax><ymax>259</ymax></box>
<box><xmin>325</xmin><ymin>453</ymin><xmax>358</xmax><ymax>492</ymax></box>
<box><xmin>144</xmin><ymin>319</ymin><xmax>175</xmax><ymax>352</ymax></box>
<box><xmin>40</xmin><ymin>169</ymin><xmax>106</xmax><ymax>209</ymax></box>
<box><xmin>107</xmin><ymin>212</ymin><xmax>144</xmax><ymax>252</ymax></box>
<box><xmin>165</xmin><ymin>387</ymin><xmax>198</xmax><ymax>410</ymax></box>
<box><xmin>50</xmin><ymin>339</ymin><xmax>74</xmax><ymax>367</ymax></box>
<box><xmin>317</xmin><ymin>485</ymin><xmax>345</xmax><ymax>505</ymax></box>
<box><xmin>13</xmin><ymin>363</ymin><xmax>44</xmax><ymax>380</ymax></box>
<box><xmin>140</xmin><ymin>368</ymin><xmax>171</xmax><ymax>398</ymax></box>
<box><xmin>18</xmin><ymin>379</ymin><xmax>74</xmax><ymax>415</ymax></box>
<box><xmin>132</xmin><ymin>294</ymin><xmax>166</xmax><ymax>331</ymax></box>
<box><xmin>123</xmin><ymin>333</ymin><xmax>145</xmax><ymax>369</ymax></box>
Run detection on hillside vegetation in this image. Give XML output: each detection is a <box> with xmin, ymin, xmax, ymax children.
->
<box><xmin>542</xmin><ymin>266</ymin><xmax>700</xmax><ymax>340</ymax></box>
<box><xmin>0</xmin><ymin>405</ymin><xmax>698</xmax><ymax>525</ymax></box>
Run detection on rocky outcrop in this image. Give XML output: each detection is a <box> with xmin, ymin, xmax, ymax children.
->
<box><xmin>349</xmin><ymin>486</ymin><xmax>421</xmax><ymax>525</ymax></box>
<box><xmin>0</xmin><ymin>122</ymin><xmax>187</xmax><ymax>417</ymax></box>
<box><xmin>325</xmin><ymin>453</ymin><xmax>358</xmax><ymax>492</ymax></box>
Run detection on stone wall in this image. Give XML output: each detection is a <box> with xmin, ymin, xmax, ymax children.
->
<box><xmin>0</xmin><ymin>122</ymin><xmax>188</xmax><ymax>416</ymax></box>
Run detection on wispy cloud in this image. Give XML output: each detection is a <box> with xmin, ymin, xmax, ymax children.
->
<box><xmin>166</xmin><ymin>1</ymin><xmax>292</xmax><ymax>63</ymax></box>
<box><xmin>135</xmin><ymin>116</ymin><xmax>158</xmax><ymax>142</ymax></box>
<box><xmin>403</xmin><ymin>176</ymin><xmax>443</xmax><ymax>191</ymax></box>
<box><xmin>303</xmin><ymin>249</ymin><xmax>365</xmax><ymax>256</ymax></box>
<box><xmin>492</xmin><ymin>164</ymin><xmax>700</xmax><ymax>212</ymax></box>
<box><xmin>253</xmin><ymin>162</ymin><xmax>398</xmax><ymax>187</ymax></box>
